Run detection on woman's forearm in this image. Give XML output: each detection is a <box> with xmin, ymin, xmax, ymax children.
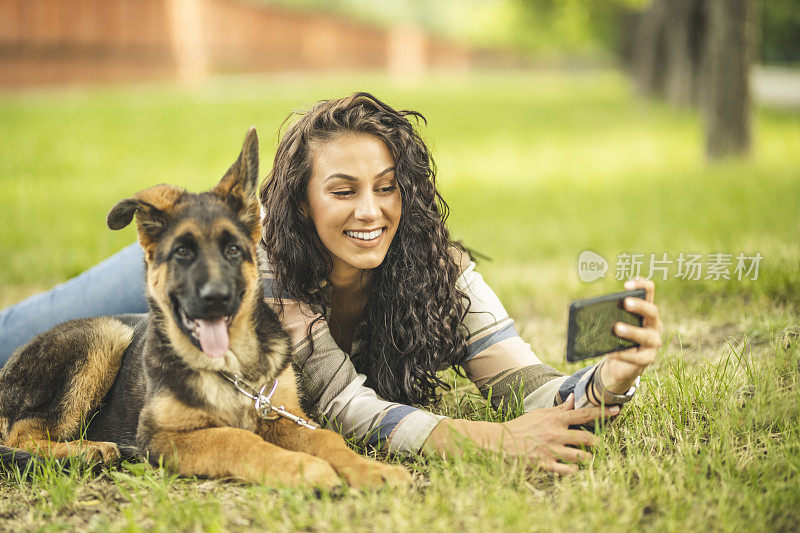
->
<box><xmin>420</xmin><ymin>398</ymin><xmax>614</xmax><ymax>474</ymax></box>
<box><xmin>421</xmin><ymin>418</ymin><xmax>500</xmax><ymax>457</ymax></box>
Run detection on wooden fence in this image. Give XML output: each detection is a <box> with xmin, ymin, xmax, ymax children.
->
<box><xmin>0</xmin><ymin>0</ymin><xmax>471</xmax><ymax>87</ymax></box>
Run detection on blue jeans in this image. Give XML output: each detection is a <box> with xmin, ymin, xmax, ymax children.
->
<box><xmin>0</xmin><ymin>243</ymin><xmax>147</xmax><ymax>367</ymax></box>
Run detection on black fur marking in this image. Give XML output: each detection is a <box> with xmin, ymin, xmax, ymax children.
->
<box><xmin>0</xmin><ymin>445</ymin><xmax>33</xmax><ymax>473</ymax></box>
<box><xmin>0</xmin><ymin>319</ymin><xmax>120</xmax><ymax>434</ymax></box>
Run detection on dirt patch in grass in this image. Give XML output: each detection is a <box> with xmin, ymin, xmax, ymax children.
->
<box><xmin>0</xmin><ymin>475</ymin><xmax>126</xmax><ymax>532</ymax></box>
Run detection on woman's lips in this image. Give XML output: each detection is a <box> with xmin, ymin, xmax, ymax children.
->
<box><xmin>343</xmin><ymin>227</ymin><xmax>385</xmax><ymax>248</ymax></box>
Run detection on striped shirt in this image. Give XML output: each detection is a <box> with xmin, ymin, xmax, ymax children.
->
<box><xmin>259</xmin><ymin>249</ymin><xmax>600</xmax><ymax>453</ymax></box>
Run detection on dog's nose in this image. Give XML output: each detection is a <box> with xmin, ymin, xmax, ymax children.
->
<box><xmin>199</xmin><ymin>282</ymin><xmax>232</xmax><ymax>311</ymax></box>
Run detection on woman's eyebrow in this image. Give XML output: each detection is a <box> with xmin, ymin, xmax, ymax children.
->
<box><xmin>323</xmin><ymin>167</ymin><xmax>395</xmax><ymax>183</ymax></box>
<box><xmin>323</xmin><ymin>173</ymin><xmax>357</xmax><ymax>183</ymax></box>
<box><xmin>375</xmin><ymin>166</ymin><xmax>395</xmax><ymax>178</ymax></box>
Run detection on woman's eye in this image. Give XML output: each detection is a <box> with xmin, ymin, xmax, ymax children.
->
<box><xmin>174</xmin><ymin>246</ymin><xmax>192</xmax><ymax>259</ymax></box>
<box><xmin>331</xmin><ymin>190</ymin><xmax>354</xmax><ymax>197</ymax></box>
<box><xmin>378</xmin><ymin>185</ymin><xmax>397</xmax><ymax>193</ymax></box>
<box><xmin>226</xmin><ymin>244</ymin><xmax>242</xmax><ymax>258</ymax></box>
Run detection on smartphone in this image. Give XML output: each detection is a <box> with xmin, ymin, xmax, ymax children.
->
<box><xmin>565</xmin><ymin>289</ymin><xmax>646</xmax><ymax>363</ymax></box>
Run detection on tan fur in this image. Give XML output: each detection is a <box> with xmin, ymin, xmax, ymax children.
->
<box><xmin>212</xmin><ymin>175</ymin><xmax>260</xmax><ymax>242</ymax></box>
<box><xmin>144</xmin><ymin>394</ymin><xmax>222</xmax><ymax>432</ymax></box>
<box><xmin>165</xmin><ymin>219</ymin><xmax>202</xmax><ymax>245</ymax></box>
<box><xmin>135</xmin><ymin>184</ymin><xmax>185</xmax><ymax>212</ymax></box>
<box><xmin>226</xmin><ymin>260</ymin><xmax>284</xmax><ymax>372</ymax></box>
<box><xmin>185</xmin><ymin>373</ymin><xmax>256</xmax><ymax>431</ymax></box>
<box><xmin>132</xmin><ymin>185</ymin><xmax>186</xmax><ymax>258</ymax></box>
<box><xmin>260</xmin><ymin>366</ymin><xmax>303</xmax><ymax>414</ymax></box>
<box><xmin>211</xmin><ymin>219</ymin><xmax>254</xmax><ymax>243</ymax></box>
<box><xmin>143</xmin><ymin>393</ymin><xmax>339</xmax><ymax>487</ymax></box>
<box><xmin>151</xmin><ymin>426</ymin><xmax>339</xmax><ymax>486</ymax></box>
<box><xmin>56</xmin><ymin>318</ymin><xmax>134</xmax><ymax>437</ymax></box>
<box><xmin>256</xmin><ymin>367</ymin><xmax>411</xmax><ymax>488</ymax></box>
<box><xmin>6</xmin><ymin>419</ymin><xmax>121</xmax><ymax>464</ymax></box>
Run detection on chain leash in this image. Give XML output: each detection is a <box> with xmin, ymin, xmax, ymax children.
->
<box><xmin>218</xmin><ymin>370</ymin><xmax>317</xmax><ymax>430</ymax></box>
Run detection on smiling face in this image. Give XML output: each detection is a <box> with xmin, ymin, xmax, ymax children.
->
<box><xmin>304</xmin><ymin>132</ymin><xmax>402</xmax><ymax>284</ymax></box>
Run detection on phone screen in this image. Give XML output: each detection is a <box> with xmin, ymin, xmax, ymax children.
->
<box><xmin>566</xmin><ymin>289</ymin><xmax>645</xmax><ymax>362</ymax></box>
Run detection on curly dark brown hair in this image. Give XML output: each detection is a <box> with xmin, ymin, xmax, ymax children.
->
<box><xmin>259</xmin><ymin>92</ymin><xmax>470</xmax><ymax>406</ymax></box>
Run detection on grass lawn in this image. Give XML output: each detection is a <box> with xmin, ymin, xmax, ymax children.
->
<box><xmin>0</xmin><ymin>70</ymin><xmax>798</xmax><ymax>531</ymax></box>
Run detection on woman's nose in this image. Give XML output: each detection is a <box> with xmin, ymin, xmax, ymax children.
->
<box><xmin>354</xmin><ymin>192</ymin><xmax>380</xmax><ymax>220</ymax></box>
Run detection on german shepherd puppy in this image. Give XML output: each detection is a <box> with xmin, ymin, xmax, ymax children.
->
<box><xmin>0</xmin><ymin>129</ymin><xmax>411</xmax><ymax>489</ymax></box>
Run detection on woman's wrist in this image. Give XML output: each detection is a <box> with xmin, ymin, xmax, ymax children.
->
<box><xmin>422</xmin><ymin>417</ymin><xmax>500</xmax><ymax>457</ymax></box>
<box><xmin>588</xmin><ymin>360</ymin><xmax>637</xmax><ymax>406</ymax></box>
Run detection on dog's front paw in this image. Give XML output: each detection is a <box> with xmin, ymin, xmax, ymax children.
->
<box><xmin>265</xmin><ymin>453</ymin><xmax>340</xmax><ymax>490</ymax></box>
<box><xmin>298</xmin><ymin>456</ymin><xmax>341</xmax><ymax>490</ymax></box>
<box><xmin>337</xmin><ymin>459</ymin><xmax>412</xmax><ymax>489</ymax></box>
<box><xmin>77</xmin><ymin>441</ymin><xmax>121</xmax><ymax>465</ymax></box>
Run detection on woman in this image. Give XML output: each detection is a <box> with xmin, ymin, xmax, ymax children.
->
<box><xmin>0</xmin><ymin>93</ymin><xmax>662</xmax><ymax>474</ymax></box>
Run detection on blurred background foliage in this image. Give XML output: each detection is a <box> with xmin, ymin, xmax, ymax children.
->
<box><xmin>266</xmin><ymin>0</ymin><xmax>800</xmax><ymax>64</ymax></box>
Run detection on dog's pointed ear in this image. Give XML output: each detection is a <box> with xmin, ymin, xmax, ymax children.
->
<box><xmin>212</xmin><ymin>127</ymin><xmax>260</xmax><ymax>236</ymax></box>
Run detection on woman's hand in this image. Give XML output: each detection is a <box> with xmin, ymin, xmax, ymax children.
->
<box><xmin>594</xmin><ymin>278</ymin><xmax>664</xmax><ymax>399</ymax></box>
<box><xmin>423</xmin><ymin>395</ymin><xmax>618</xmax><ymax>474</ymax></box>
<box><xmin>498</xmin><ymin>394</ymin><xmax>618</xmax><ymax>474</ymax></box>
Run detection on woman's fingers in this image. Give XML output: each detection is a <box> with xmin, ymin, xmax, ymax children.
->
<box><xmin>607</xmin><ymin>346</ymin><xmax>656</xmax><ymax>368</ymax></box>
<box><xmin>614</xmin><ymin>322</ymin><xmax>662</xmax><ymax>349</ymax></box>
<box><xmin>562</xmin><ymin>429</ymin><xmax>600</xmax><ymax>448</ymax></box>
<box><xmin>557</xmin><ymin>393</ymin><xmax>576</xmax><ymax>410</ymax></box>
<box><xmin>539</xmin><ymin>445</ymin><xmax>591</xmax><ymax>474</ymax></box>
<box><xmin>623</xmin><ymin>295</ymin><xmax>658</xmax><ymax>321</ymax></box>
<box><xmin>624</xmin><ymin>277</ymin><xmax>655</xmax><ymax>303</ymax></box>
<box><xmin>551</xmin><ymin>444</ymin><xmax>593</xmax><ymax>464</ymax></box>
<box><xmin>546</xmin><ymin>461</ymin><xmax>579</xmax><ymax>475</ymax></box>
<box><xmin>623</xmin><ymin>297</ymin><xmax>663</xmax><ymax>333</ymax></box>
<box><xmin>562</xmin><ymin>405</ymin><xmax>618</xmax><ymax>428</ymax></box>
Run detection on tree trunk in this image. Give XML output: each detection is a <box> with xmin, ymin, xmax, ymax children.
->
<box><xmin>633</xmin><ymin>0</ymin><xmax>669</xmax><ymax>97</ymax></box>
<box><xmin>664</xmin><ymin>0</ymin><xmax>707</xmax><ymax>107</ymax></box>
<box><xmin>704</xmin><ymin>0</ymin><xmax>754</xmax><ymax>159</ymax></box>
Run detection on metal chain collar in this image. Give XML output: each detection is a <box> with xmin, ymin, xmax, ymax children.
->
<box><xmin>218</xmin><ymin>370</ymin><xmax>317</xmax><ymax>430</ymax></box>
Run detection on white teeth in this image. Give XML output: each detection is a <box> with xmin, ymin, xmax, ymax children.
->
<box><xmin>345</xmin><ymin>228</ymin><xmax>383</xmax><ymax>241</ymax></box>
<box><xmin>180</xmin><ymin>309</ymin><xmax>200</xmax><ymax>339</ymax></box>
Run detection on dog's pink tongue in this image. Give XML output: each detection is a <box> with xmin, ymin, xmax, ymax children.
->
<box><xmin>196</xmin><ymin>318</ymin><xmax>229</xmax><ymax>359</ymax></box>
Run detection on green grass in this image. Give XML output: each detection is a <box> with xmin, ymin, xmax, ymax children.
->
<box><xmin>1</xmin><ymin>70</ymin><xmax>799</xmax><ymax>531</ymax></box>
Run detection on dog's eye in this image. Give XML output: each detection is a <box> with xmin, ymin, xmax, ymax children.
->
<box><xmin>174</xmin><ymin>246</ymin><xmax>193</xmax><ymax>259</ymax></box>
<box><xmin>226</xmin><ymin>244</ymin><xmax>242</xmax><ymax>258</ymax></box>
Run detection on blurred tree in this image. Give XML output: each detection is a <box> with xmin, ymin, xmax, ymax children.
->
<box><xmin>632</xmin><ymin>0</ymin><xmax>668</xmax><ymax>96</ymax></box>
<box><xmin>631</xmin><ymin>0</ymin><xmax>755</xmax><ymax>159</ymax></box>
<box><xmin>760</xmin><ymin>0</ymin><xmax>800</xmax><ymax>64</ymax></box>
<box><xmin>631</xmin><ymin>0</ymin><xmax>706</xmax><ymax>106</ymax></box>
<box><xmin>663</xmin><ymin>0</ymin><xmax>706</xmax><ymax>106</ymax></box>
<box><xmin>705</xmin><ymin>0</ymin><xmax>755</xmax><ymax>159</ymax></box>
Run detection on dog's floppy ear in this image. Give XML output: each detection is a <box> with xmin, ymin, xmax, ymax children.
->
<box><xmin>107</xmin><ymin>185</ymin><xmax>185</xmax><ymax>256</ymax></box>
<box><xmin>107</xmin><ymin>184</ymin><xmax>185</xmax><ymax>230</ymax></box>
<box><xmin>212</xmin><ymin>127</ymin><xmax>260</xmax><ymax>237</ymax></box>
